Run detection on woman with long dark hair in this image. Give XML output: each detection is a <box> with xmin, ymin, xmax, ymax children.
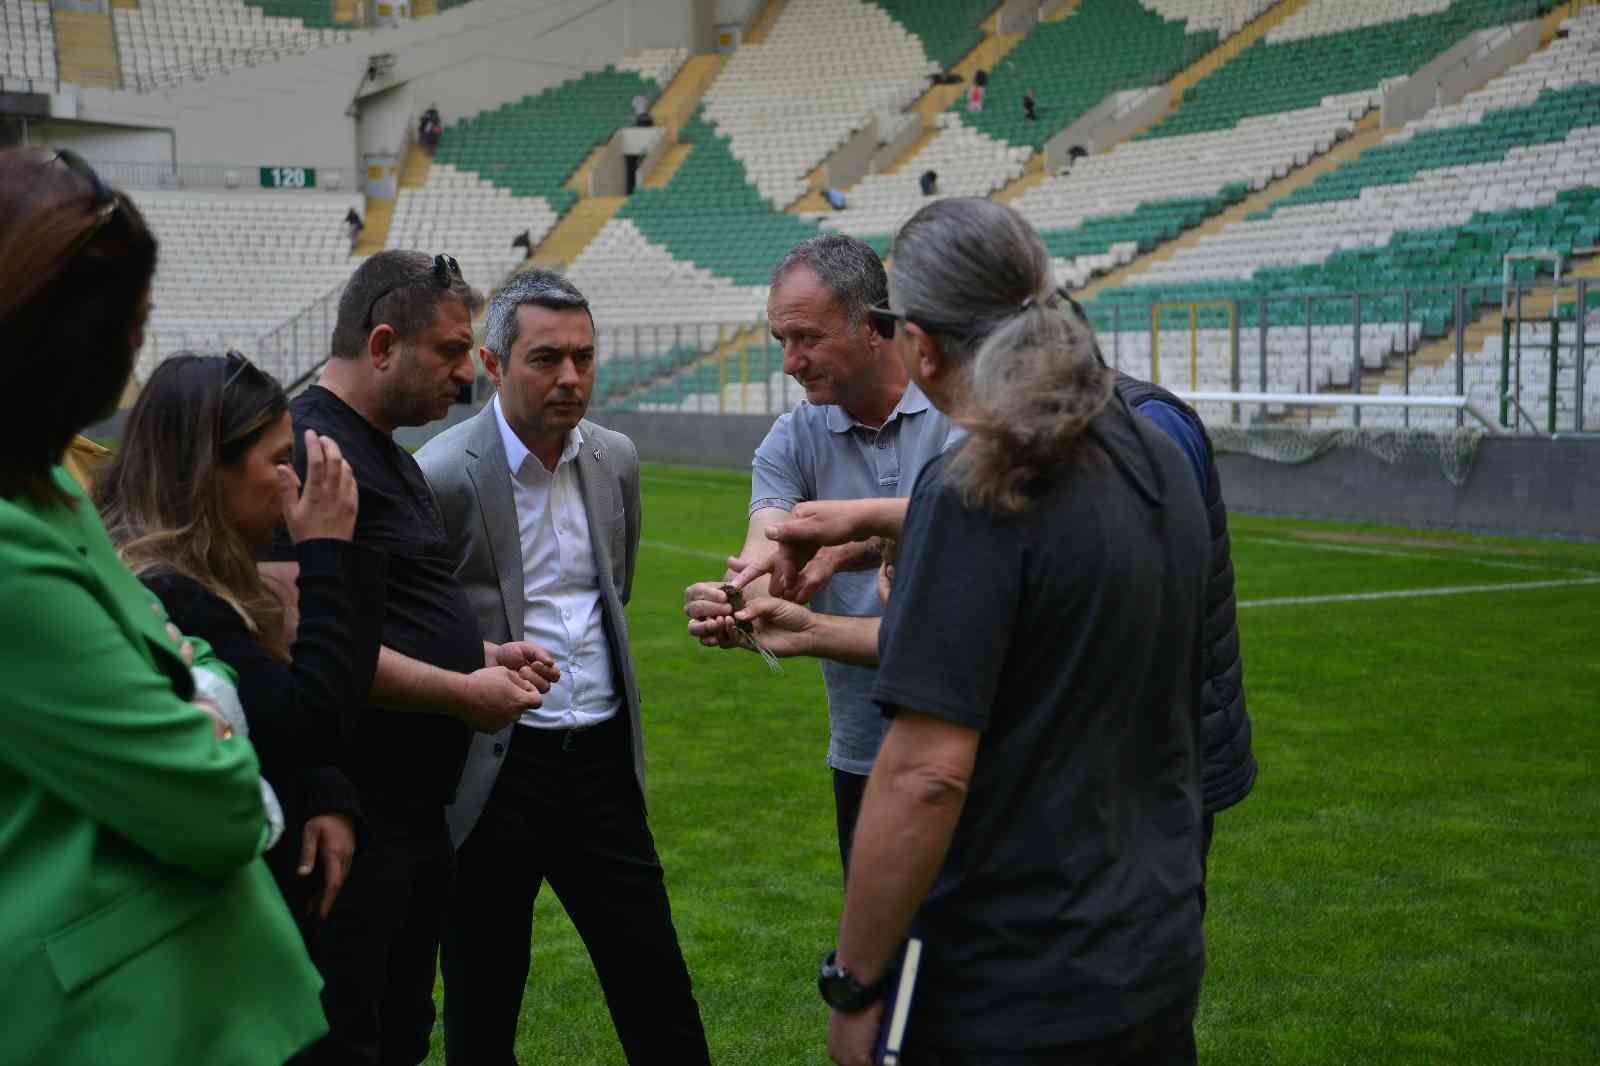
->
<box><xmin>97</xmin><ymin>351</ymin><xmax>386</xmax><ymax>927</ymax></box>
<box><xmin>0</xmin><ymin>147</ymin><xmax>328</xmax><ymax>1063</ymax></box>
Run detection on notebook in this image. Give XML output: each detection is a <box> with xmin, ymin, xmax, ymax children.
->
<box><xmin>874</xmin><ymin>937</ymin><xmax>923</xmax><ymax>1066</ymax></box>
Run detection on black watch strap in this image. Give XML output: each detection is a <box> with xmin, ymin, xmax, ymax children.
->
<box><xmin>818</xmin><ymin>950</ymin><xmax>884</xmax><ymax>1012</ymax></box>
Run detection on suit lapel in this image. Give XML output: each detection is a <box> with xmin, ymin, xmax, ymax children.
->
<box><xmin>465</xmin><ymin>405</ymin><xmax>525</xmax><ymax>642</ymax></box>
<box><xmin>575</xmin><ymin>425</ymin><xmax>616</xmax><ymax>584</ymax></box>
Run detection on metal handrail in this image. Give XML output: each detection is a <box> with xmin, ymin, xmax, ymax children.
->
<box><xmin>1174</xmin><ymin>391</ymin><xmax>1503</xmax><ymax>432</ymax></box>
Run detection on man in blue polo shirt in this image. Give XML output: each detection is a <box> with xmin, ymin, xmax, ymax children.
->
<box><xmin>683</xmin><ymin>235</ymin><xmax>954</xmax><ymax>874</ymax></box>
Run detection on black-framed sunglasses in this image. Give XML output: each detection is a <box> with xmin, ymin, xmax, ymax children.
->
<box><xmin>51</xmin><ymin>149</ymin><xmax>121</xmax><ymax>258</ymax></box>
<box><xmin>362</xmin><ymin>253</ymin><xmax>463</xmax><ymax>329</ymax></box>
<box><xmin>866</xmin><ymin>300</ymin><xmax>965</xmax><ymax>341</ymax></box>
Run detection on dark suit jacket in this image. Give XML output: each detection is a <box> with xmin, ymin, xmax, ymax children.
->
<box><xmin>416</xmin><ymin>402</ymin><xmax>644</xmax><ymax>847</ymax></box>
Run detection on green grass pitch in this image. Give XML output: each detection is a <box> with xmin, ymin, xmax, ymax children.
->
<box><xmin>418</xmin><ymin>463</ymin><xmax>1600</xmax><ymax>1065</ymax></box>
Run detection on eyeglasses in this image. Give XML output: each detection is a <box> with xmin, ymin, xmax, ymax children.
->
<box><xmin>866</xmin><ymin>300</ymin><xmax>964</xmax><ymax>340</ymax></box>
<box><xmin>51</xmin><ymin>149</ymin><xmax>121</xmax><ymax>259</ymax></box>
<box><xmin>362</xmin><ymin>253</ymin><xmax>463</xmax><ymax>329</ymax></box>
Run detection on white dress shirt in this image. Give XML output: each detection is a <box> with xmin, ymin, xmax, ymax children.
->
<box><xmin>494</xmin><ymin>396</ymin><xmax>619</xmax><ymax>730</ymax></box>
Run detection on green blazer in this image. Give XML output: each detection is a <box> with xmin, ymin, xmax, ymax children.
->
<box><xmin>0</xmin><ymin>468</ymin><xmax>327</xmax><ymax>1066</ymax></box>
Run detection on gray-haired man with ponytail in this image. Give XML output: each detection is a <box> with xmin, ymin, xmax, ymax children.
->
<box><xmin>726</xmin><ymin>200</ymin><xmax>1213</xmax><ymax>1065</ymax></box>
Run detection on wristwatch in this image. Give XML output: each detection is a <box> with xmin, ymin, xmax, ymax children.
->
<box><xmin>818</xmin><ymin>950</ymin><xmax>884</xmax><ymax>1012</ymax></box>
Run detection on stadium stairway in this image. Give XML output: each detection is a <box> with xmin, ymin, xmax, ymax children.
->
<box><xmin>528</xmin><ymin>55</ymin><xmax>724</xmax><ymax>270</ymax></box>
<box><xmin>355</xmin><ymin>143</ymin><xmax>430</xmax><ymax>257</ymax></box>
<box><xmin>742</xmin><ymin>0</ymin><xmax>788</xmax><ymax>44</ymax></box>
<box><xmin>53</xmin><ymin>7</ymin><xmax>119</xmax><ymax>88</ymax></box>
<box><xmin>529</xmin><ymin>195</ymin><xmax>626</xmax><ymax>272</ymax></box>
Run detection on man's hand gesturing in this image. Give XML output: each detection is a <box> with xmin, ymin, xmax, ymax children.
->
<box><xmin>458</xmin><ymin>666</ymin><xmax>544</xmax><ymax>733</ymax></box>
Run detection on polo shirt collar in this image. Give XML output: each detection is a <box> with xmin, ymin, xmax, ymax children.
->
<box><xmin>825</xmin><ymin>381</ymin><xmax>932</xmax><ymax>434</ymax></box>
<box><xmin>493</xmin><ymin>394</ymin><xmax>583</xmax><ymax>477</ymax></box>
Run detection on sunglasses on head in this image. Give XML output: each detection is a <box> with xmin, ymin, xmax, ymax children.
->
<box><xmin>363</xmin><ymin>253</ymin><xmax>463</xmax><ymax>330</ymax></box>
<box><xmin>51</xmin><ymin>149</ymin><xmax>122</xmax><ymax>259</ymax></box>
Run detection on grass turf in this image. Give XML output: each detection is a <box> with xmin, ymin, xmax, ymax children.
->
<box><xmin>417</xmin><ymin>463</ymin><xmax>1600</xmax><ymax>1065</ymax></box>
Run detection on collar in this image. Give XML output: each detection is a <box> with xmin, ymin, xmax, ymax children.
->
<box><xmin>493</xmin><ymin>394</ymin><xmax>583</xmax><ymax>477</ymax></box>
<box><xmin>824</xmin><ymin>381</ymin><xmax>932</xmax><ymax>434</ymax></box>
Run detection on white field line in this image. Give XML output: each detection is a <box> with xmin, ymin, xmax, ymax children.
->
<box><xmin>1236</xmin><ymin>535</ymin><xmax>1600</xmax><ymax>577</ymax></box>
<box><xmin>1239</xmin><ymin>576</ymin><xmax>1600</xmax><ymax>608</ymax></box>
<box><xmin>641</xmin><ymin>539</ymin><xmax>728</xmax><ymax>562</ymax></box>
<box><xmin>640</xmin><ymin>474</ymin><xmax>748</xmax><ymax>491</ymax></box>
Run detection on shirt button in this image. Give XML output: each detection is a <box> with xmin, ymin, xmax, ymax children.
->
<box><xmin>493</xmin><ymin>742</ymin><xmax>505</xmax><ymax>756</ymax></box>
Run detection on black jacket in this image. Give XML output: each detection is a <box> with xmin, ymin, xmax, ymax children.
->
<box><xmin>143</xmin><ymin>538</ymin><xmax>387</xmax><ymax>915</ymax></box>
<box><xmin>1114</xmin><ymin>372</ymin><xmax>1258</xmax><ymax>813</ymax></box>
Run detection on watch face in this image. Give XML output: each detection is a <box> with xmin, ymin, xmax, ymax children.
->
<box><xmin>819</xmin><ymin>952</ymin><xmax>879</xmax><ymax>1012</ymax></box>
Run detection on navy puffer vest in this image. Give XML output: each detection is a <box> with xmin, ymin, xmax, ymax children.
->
<box><xmin>1113</xmin><ymin>372</ymin><xmax>1257</xmax><ymax>813</ymax></box>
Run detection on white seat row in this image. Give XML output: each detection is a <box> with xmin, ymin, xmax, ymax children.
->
<box><xmin>1136</xmin><ymin>0</ymin><xmax>1278</xmax><ymax>39</ymax></box>
<box><xmin>615</xmin><ymin>47</ymin><xmax>688</xmax><ymax>91</ymax></box>
<box><xmin>1</xmin><ymin>0</ymin><xmax>56</xmax><ymax>91</ymax></box>
<box><xmin>131</xmin><ymin>190</ymin><xmax>361</xmax><ymax>383</ymax></box>
<box><xmin>115</xmin><ymin>0</ymin><xmax>352</xmax><ymax>91</ymax></box>
<box><xmin>385</xmin><ymin>164</ymin><xmax>559</xmax><ymax>297</ymax></box>
<box><xmin>566</xmin><ymin>219</ymin><xmax>768</xmax><ymax>331</ymax></box>
<box><xmin>1265</xmin><ymin>0</ymin><xmax>1454</xmax><ymax>44</ymax></box>
<box><xmin>816</xmin><ymin>114</ymin><xmax>1030</xmax><ymax>238</ymax></box>
<box><xmin>701</xmin><ymin>0</ymin><xmax>937</xmax><ymax>207</ymax></box>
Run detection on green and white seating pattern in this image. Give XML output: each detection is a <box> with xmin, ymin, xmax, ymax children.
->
<box><xmin>1079</xmin><ymin>5</ymin><xmax>1600</xmax><ymax>426</ymax></box>
<box><xmin>701</xmin><ymin>0</ymin><xmax>938</xmax><ymax>207</ymax></box>
<box><xmin>386</xmin><ymin>165</ymin><xmax>560</xmax><ymax>297</ymax></box>
<box><xmin>813</xmin><ymin>114</ymin><xmax>1029</xmax><ymax>238</ymax></box>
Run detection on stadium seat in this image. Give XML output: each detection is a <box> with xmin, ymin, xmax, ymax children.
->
<box><xmin>701</xmin><ymin>0</ymin><xmax>938</xmax><ymax>207</ymax></box>
<box><xmin>131</xmin><ymin>190</ymin><xmax>361</xmax><ymax>383</ymax></box>
<box><xmin>114</xmin><ymin>0</ymin><xmax>353</xmax><ymax>90</ymax></box>
<box><xmin>1</xmin><ymin>0</ymin><xmax>58</xmax><ymax>94</ymax></box>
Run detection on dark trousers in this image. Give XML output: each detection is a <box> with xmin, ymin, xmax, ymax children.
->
<box><xmin>832</xmin><ymin>768</ymin><xmax>868</xmax><ymax>877</ymax></box>
<box><xmin>294</xmin><ymin>798</ymin><xmax>455</xmax><ymax>1066</ymax></box>
<box><xmin>904</xmin><ymin>989</ymin><xmax>1199</xmax><ymax>1066</ymax></box>
<box><xmin>440</xmin><ymin>714</ymin><xmax>708</xmax><ymax>1066</ymax></box>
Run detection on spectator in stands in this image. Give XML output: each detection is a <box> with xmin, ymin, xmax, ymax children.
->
<box><xmin>511</xmin><ymin>228</ymin><xmax>533</xmax><ymax>255</ymax></box>
<box><xmin>266</xmin><ymin>249</ymin><xmax>558</xmax><ymax>1066</ymax></box>
<box><xmin>631</xmin><ymin>91</ymin><xmax>654</xmax><ymax>127</ymax></box>
<box><xmin>1023</xmin><ymin>86</ymin><xmax>1038</xmax><ymax>122</ymax></box>
<box><xmin>0</xmin><ymin>146</ymin><xmax>328</xmax><ymax>1065</ymax></box>
<box><xmin>419</xmin><ymin>104</ymin><xmax>442</xmax><ymax>155</ymax></box>
<box><xmin>682</xmin><ymin>234</ymin><xmax>956</xmax><ymax>876</ymax></box>
<box><xmin>919</xmin><ymin>169</ymin><xmax>938</xmax><ymax>196</ymax></box>
<box><xmin>96</xmin><ymin>351</ymin><xmax>387</xmax><ymax>938</ymax></box>
<box><xmin>967</xmin><ymin>69</ymin><xmax>986</xmax><ymax>113</ymax></box>
<box><xmin>730</xmin><ymin>198</ymin><xmax>1212</xmax><ymax>1066</ymax></box>
<box><xmin>417</xmin><ymin>269</ymin><xmax>710</xmax><ymax>1066</ymax></box>
<box><xmin>346</xmin><ymin>207</ymin><xmax>365</xmax><ymax>252</ymax></box>
<box><xmin>824</xmin><ymin>186</ymin><xmax>849</xmax><ymax>210</ymax></box>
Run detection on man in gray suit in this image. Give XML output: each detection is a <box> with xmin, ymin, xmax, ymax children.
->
<box><xmin>416</xmin><ymin>270</ymin><xmax>709</xmax><ymax>1065</ymax></box>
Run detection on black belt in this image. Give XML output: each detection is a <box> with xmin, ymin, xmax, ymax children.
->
<box><xmin>513</xmin><ymin>711</ymin><xmax>623</xmax><ymax>754</ymax></box>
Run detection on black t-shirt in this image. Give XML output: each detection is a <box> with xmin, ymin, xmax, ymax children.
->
<box><xmin>871</xmin><ymin>396</ymin><xmax>1211</xmax><ymax>1050</ymax></box>
<box><xmin>273</xmin><ymin>385</ymin><xmax>483</xmax><ymax>807</ymax></box>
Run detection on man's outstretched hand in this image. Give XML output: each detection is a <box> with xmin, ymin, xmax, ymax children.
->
<box><xmin>684</xmin><ymin>555</ymin><xmax>772</xmax><ymax>647</ymax></box>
